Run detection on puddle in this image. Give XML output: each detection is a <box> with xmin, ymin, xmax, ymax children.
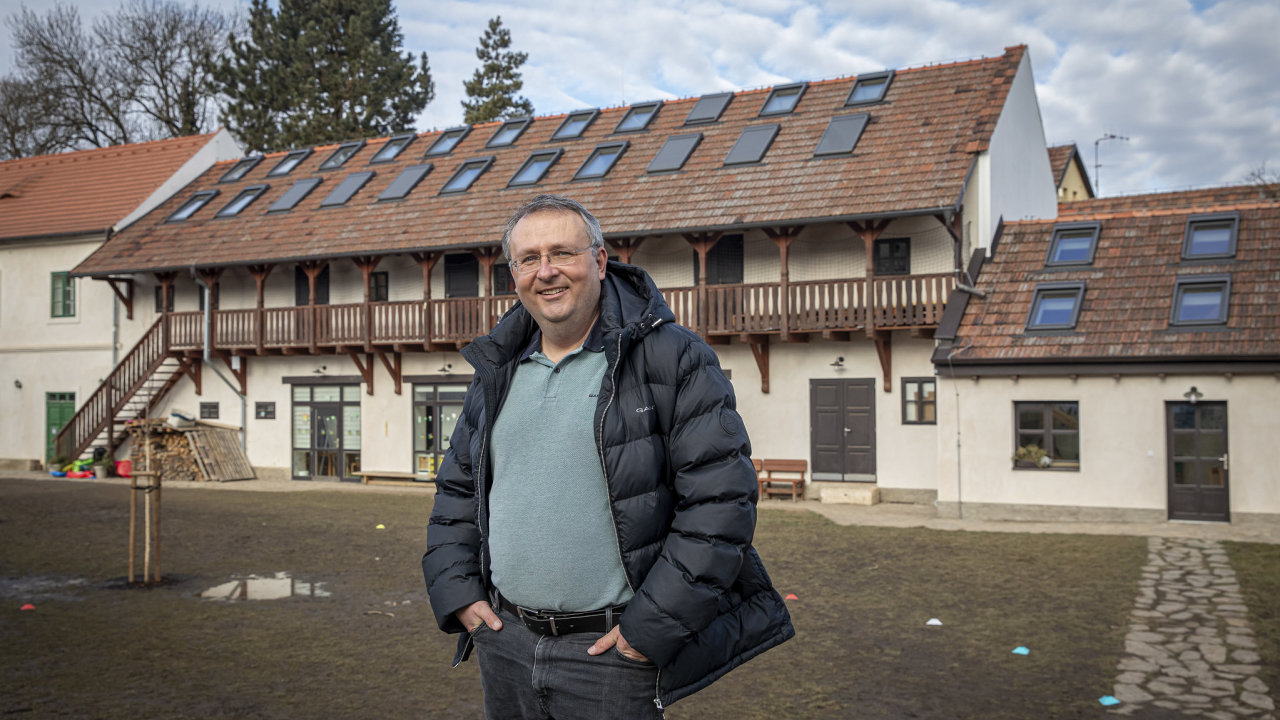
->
<box><xmin>0</xmin><ymin>576</ymin><xmax>88</xmax><ymax>602</ymax></box>
<box><xmin>196</xmin><ymin>572</ymin><xmax>330</xmax><ymax>601</ymax></box>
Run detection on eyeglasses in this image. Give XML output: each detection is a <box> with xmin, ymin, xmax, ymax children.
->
<box><xmin>509</xmin><ymin>245</ymin><xmax>596</xmax><ymax>275</ymax></box>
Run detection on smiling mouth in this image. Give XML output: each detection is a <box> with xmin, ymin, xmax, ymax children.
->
<box><xmin>537</xmin><ymin>288</ymin><xmax>567</xmax><ymax>297</ymax></box>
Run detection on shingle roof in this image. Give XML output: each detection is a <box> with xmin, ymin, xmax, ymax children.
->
<box><xmin>943</xmin><ymin>183</ymin><xmax>1280</xmax><ymax>365</ymax></box>
<box><xmin>0</xmin><ymin>133</ymin><xmax>219</xmax><ymax>241</ymax></box>
<box><xmin>73</xmin><ymin>46</ymin><xmax>1028</xmax><ymax>276</ymax></box>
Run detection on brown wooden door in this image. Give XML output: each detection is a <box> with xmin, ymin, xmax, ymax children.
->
<box><xmin>1167</xmin><ymin>401</ymin><xmax>1229</xmax><ymax>522</ymax></box>
<box><xmin>810</xmin><ymin>379</ymin><xmax>876</xmax><ymax>481</ymax></box>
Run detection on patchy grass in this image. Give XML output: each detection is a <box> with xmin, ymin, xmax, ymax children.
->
<box><xmin>1226</xmin><ymin>540</ymin><xmax>1280</xmax><ymax>701</ymax></box>
<box><xmin>0</xmin><ymin>478</ymin><xmax>1248</xmax><ymax>719</ymax></box>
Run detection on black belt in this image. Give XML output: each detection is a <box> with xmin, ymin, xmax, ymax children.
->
<box><xmin>497</xmin><ymin>594</ymin><xmax>625</xmax><ymax>637</ymax></box>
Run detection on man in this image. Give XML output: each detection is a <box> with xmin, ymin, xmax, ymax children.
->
<box><xmin>423</xmin><ymin>194</ymin><xmax>793</xmax><ymax>718</ymax></box>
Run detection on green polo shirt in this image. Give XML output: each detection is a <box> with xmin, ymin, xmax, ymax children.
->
<box><xmin>488</xmin><ymin>324</ymin><xmax>633</xmax><ymax>612</ymax></box>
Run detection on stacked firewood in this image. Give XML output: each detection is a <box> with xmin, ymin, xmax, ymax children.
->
<box><xmin>125</xmin><ymin>418</ymin><xmax>203</xmax><ymax>482</ymax></box>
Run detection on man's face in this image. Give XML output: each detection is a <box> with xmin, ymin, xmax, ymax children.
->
<box><xmin>508</xmin><ymin>210</ymin><xmax>608</xmax><ymax>335</ymax></box>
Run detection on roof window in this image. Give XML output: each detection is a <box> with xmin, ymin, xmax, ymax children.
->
<box><xmin>509</xmin><ymin>150</ymin><xmax>562</xmax><ymax>187</ymax></box>
<box><xmin>267</xmin><ymin>149</ymin><xmax>313</xmax><ymax>177</ymax></box>
<box><xmin>220</xmin><ymin>157</ymin><xmax>262</xmax><ymax>183</ymax></box>
<box><xmin>1045</xmin><ymin>222</ymin><xmax>1101</xmax><ymax>266</ymax></box>
<box><xmin>759</xmin><ymin>83</ymin><xmax>806</xmax><ymax>116</ymax></box>
<box><xmin>684</xmin><ymin>92</ymin><xmax>732</xmax><ymax>125</ymax></box>
<box><xmin>319</xmin><ymin>140</ymin><xmax>365</xmax><ymax>170</ymax></box>
<box><xmin>268</xmin><ymin>178</ymin><xmax>323</xmax><ymax>212</ymax></box>
<box><xmin>166</xmin><ymin>190</ymin><xmax>219</xmax><ymax>222</ymax></box>
<box><xmin>648</xmin><ymin>133</ymin><xmax>702</xmax><ymax>173</ymax></box>
<box><xmin>575</xmin><ymin>142</ymin><xmax>628</xmax><ymax>180</ymax></box>
<box><xmin>425</xmin><ymin>127</ymin><xmax>471</xmax><ymax>157</ymax></box>
<box><xmin>441</xmin><ymin>157</ymin><xmax>494</xmax><ymax>193</ymax></box>
<box><xmin>1183</xmin><ymin>213</ymin><xmax>1238</xmax><ymax>259</ymax></box>
<box><xmin>845</xmin><ymin>71</ymin><xmax>894</xmax><ymax>106</ymax></box>
<box><xmin>1171</xmin><ymin>275</ymin><xmax>1230</xmax><ymax>326</ymax></box>
<box><xmin>379</xmin><ymin>164</ymin><xmax>432</xmax><ymax>201</ymax></box>
<box><xmin>215</xmin><ymin>185</ymin><xmax>268</xmax><ymax>217</ymax></box>
<box><xmin>553</xmin><ymin>110</ymin><xmax>598</xmax><ymax>140</ymax></box>
<box><xmin>814</xmin><ymin>113</ymin><xmax>869</xmax><ymax>157</ymax></box>
<box><xmin>487</xmin><ymin>118</ymin><xmax>532</xmax><ymax>148</ymax></box>
<box><xmin>725</xmin><ymin>124</ymin><xmax>780</xmax><ymax>165</ymax></box>
<box><xmin>1025</xmin><ymin>282</ymin><xmax>1085</xmax><ymax>331</ymax></box>
<box><xmin>370</xmin><ymin>133</ymin><xmax>416</xmax><ymax>164</ymax></box>
<box><xmin>615</xmin><ymin>102</ymin><xmax>661</xmax><ymax>133</ymax></box>
<box><xmin>320</xmin><ymin>172</ymin><xmax>375</xmax><ymax>207</ymax></box>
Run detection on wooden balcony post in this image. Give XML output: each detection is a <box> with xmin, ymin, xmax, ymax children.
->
<box><xmin>198</xmin><ymin>268</ymin><xmax>223</xmax><ymax>352</ymax></box>
<box><xmin>411</xmin><ymin>252</ymin><xmax>441</xmax><ymax>349</ymax></box>
<box><xmin>353</xmin><ymin>256</ymin><xmax>381</xmax><ymax>352</ymax></box>
<box><xmin>763</xmin><ymin>226</ymin><xmax>802</xmax><ymax>340</ymax></box>
<box><xmin>472</xmin><ymin>247</ymin><xmax>504</xmax><ymax>331</ymax></box>
<box><xmin>155</xmin><ymin>271</ymin><xmax>176</xmax><ymax>316</ymax></box>
<box><xmin>606</xmin><ymin>236</ymin><xmax>647</xmax><ymax>264</ymax></box>
<box><xmin>300</xmin><ymin>261</ymin><xmax>326</xmax><ymax>354</ymax></box>
<box><xmin>848</xmin><ymin>219</ymin><xmax>893</xmax><ymax>336</ymax></box>
<box><xmin>683</xmin><ymin>232</ymin><xmax>722</xmax><ymax>338</ymax></box>
<box><xmin>247</xmin><ymin>264</ymin><xmax>273</xmax><ymax>354</ymax></box>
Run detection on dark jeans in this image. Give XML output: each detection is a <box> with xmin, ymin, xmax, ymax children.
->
<box><xmin>472</xmin><ymin>606</ymin><xmax>664</xmax><ymax>720</ymax></box>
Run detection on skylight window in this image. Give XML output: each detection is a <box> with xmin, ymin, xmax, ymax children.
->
<box><xmin>215</xmin><ymin>185</ymin><xmax>268</xmax><ymax>217</ymax></box>
<box><xmin>648</xmin><ymin>133</ymin><xmax>701</xmax><ymax>173</ymax></box>
<box><xmin>684</xmin><ymin>92</ymin><xmax>732</xmax><ymax>125</ymax></box>
<box><xmin>1183</xmin><ymin>213</ymin><xmax>1238</xmax><ymax>259</ymax></box>
<box><xmin>267</xmin><ymin>149</ymin><xmax>313</xmax><ymax>177</ymax></box>
<box><xmin>167</xmin><ymin>190</ymin><xmax>219</xmax><ymax>222</ymax></box>
<box><xmin>269</xmin><ymin>178</ymin><xmax>323</xmax><ymax>212</ymax></box>
<box><xmin>553</xmin><ymin>110</ymin><xmax>598</xmax><ymax>140</ymax></box>
<box><xmin>759</xmin><ymin>83</ymin><xmax>806</xmax><ymax>116</ymax></box>
<box><xmin>813</xmin><ymin>113</ymin><xmax>869</xmax><ymax>157</ymax></box>
<box><xmin>370</xmin><ymin>133</ymin><xmax>415</xmax><ymax>164</ymax></box>
<box><xmin>1026</xmin><ymin>282</ymin><xmax>1085</xmax><ymax>330</ymax></box>
<box><xmin>487</xmin><ymin>118</ymin><xmax>532</xmax><ymax>148</ymax></box>
<box><xmin>724</xmin><ymin>124</ymin><xmax>780</xmax><ymax>165</ymax></box>
<box><xmin>440</xmin><ymin>158</ymin><xmax>494</xmax><ymax>193</ymax></box>
<box><xmin>425</xmin><ymin>127</ymin><xmax>471</xmax><ymax>157</ymax></box>
<box><xmin>319</xmin><ymin>141</ymin><xmax>365</xmax><ymax>170</ymax></box>
<box><xmin>220</xmin><ymin>157</ymin><xmax>262</xmax><ymax>183</ymax></box>
<box><xmin>509</xmin><ymin>150</ymin><xmax>562</xmax><ymax>187</ymax></box>
<box><xmin>320</xmin><ymin>172</ymin><xmax>375</xmax><ymax>207</ymax></box>
<box><xmin>846</xmin><ymin>71</ymin><xmax>894</xmax><ymax>106</ymax></box>
<box><xmin>1045</xmin><ymin>222</ymin><xmax>1101</xmax><ymax>266</ymax></box>
<box><xmin>615</xmin><ymin>102</ymin><xmax>661</xmax><ymax>132</ymax></box>
<box><xmin>1171</xmin><ymin>275</ymin><xmax>1230</xmax><ymax>325</ymax></box>
<box><xmin>379</xmin><ymin>164</ymin><xmax>432</xmax><ymax>201</ymax></box>
<box><xmin>575</xmin><ymin>142</ymin><xmax>628</xmax><ymax>180</ymax></box>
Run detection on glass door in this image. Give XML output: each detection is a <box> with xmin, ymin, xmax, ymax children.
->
<box><xmin>312</xmin><ymin>403</ymin><xmax>341</xmax><ymax>479</ymax></box>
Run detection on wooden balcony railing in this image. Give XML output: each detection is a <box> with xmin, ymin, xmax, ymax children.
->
<box><xmin>164</xmin><ymin>274</ymin><xmax>953</xmax><ymax>353</ymax></box>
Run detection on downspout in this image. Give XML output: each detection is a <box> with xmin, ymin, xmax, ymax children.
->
<box><xmin>193</xmin><ymin>268</ymin><xmax>247</xmax><ymax>449</ymax></box>
<box><xmin>107</xmin><ymin>229</ymin><xmax>119</xmax><ymax>366</ymax></box>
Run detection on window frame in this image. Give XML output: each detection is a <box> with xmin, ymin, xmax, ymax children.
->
<box><xmin>1045</xmin><ymin>221</ymin><xmax>1101</xmax><ymax>267</ymax></box>
<box><xmin>845</xmin><ymin>70</ymin><xmax>894</xmax><ymax>106</ymax></box>
<box><xmin>215</xmin><ymin>184</ymin><xmax>269</xmax><ymax>218</ymax></box>
<box><xmin>684</xmin><ymin>92</ymin><xmax>733</xmax><ymax>125</ymax></box>
<box><xmin>614</xmin><ymin>102</ymin><xmax>662</xmax><ymax>133</ymax></box>
<box><xmin>574</xmin><ymin>142</ymin><xmax>628</xmax><ymax>180</ymax></box>
<box><xmin>440</xmin><ymin>157</ymin><xmax>494</xmax><ymax>194</ymax></box>
<box><xmin>873</xmin><ymin>237</ymin><xmax>910</xmax><ymax>275</ymax></box>
<box><xmin>759</xmin><ymin>82</ymin><xmax>806</xmax><ymax>116</ymax></box>
<box><xmin>267</xmin><ymin>149</ymin><xmax>313</xmax><ymax>177</ymax></box>
<box><xmin>200</xmin><ymin>402</ymin><xmax>219</xmax><ymax>420</ymax></box>
<box><xmin>486</xmin><ymin>117</ymin><xmax>532</xmax><ymax>148</ymax></box>
<box><xmin>1025</xmin><ymin>281</ymin><xmax>1086</xmax><ymax>331</ymax></box>
<box><xmin>268</xmin><ymin>178</ymin><xmax>324</xmax><ymax>213</ymax></box>
<box><xmin>901</xmin><ymin>377</ymin><xmax>936</xmax><ymax>425</ymax></box>
<box><xmin>154</xmin><ymin>284</ymin><xmax>174</xmax><ymax>313</ymax></box>
<box><xmin>1013</xmin><ymin>401</ymin><xmax>1081</xmax><ymax>470</ymax></box>
<box><xmin>1170</xmin><ymin>274</ymin><xmax>1231</xmax><ymax>326</ymax></box>
<box><xmin>1182</xmin><ymin>213</ymin><xmax>1239</xmax><ymax>260</ymax></box>
<box><xmin>370</xmin><ymin>133</ymin><xmax>416</xmax><ymax>164</ymax></box>
<box><xmin>369</xmin><ymin>271</ymin><xmax>389</xmax><ymax>302</ymax></box>
<box><xmin>553</xmin><ymin>109</ymin><xmax>599</xmax><ymax>140</ymax></box>
<box><xmin>647</xmin><ymin>133</ymin><xmax>702</xmax><ymax>174</ymax></box>
<box><xmin>50</xmin><ymin>271</ymin><xmax>75</xmax><ymax>318</ymax></box>
<box><xmin>378</xmin><ymin>164</ymin><xmax>433</xmax><ymax>201</ymax></box>
<box><xmin>724</xmin><ymin>123</ymin><xmax>780</xmax><ymax>166</ymax></box>
<box><xmin>219</xmin><ymin>156</ymin><xmax>262</xmax><ymax>183</ymax></box>
<box><xmin>319</xmin><ymin>140</ymin><xmax>366</xmax><ymax>170</ymax></box>
<box><xmin>166</xmin><ymin>190</ymin><xmax>219</xmax><ymax>222</ymax></box>
<box><xmin>814</xmin><ymin>113</ymin><xmax>870</xmax><ymax>157</ymax></box>
<box><xmin>255</xmin><ymin>401</ymin><xmax>276</xmax><ymax>420</ymax></box>
<box><xmin>424</xmin><ymin>126</ymin><xmax>471</xmax><ymax>157</ymax></box>
<box><xmin>508</xmin><ymin>149</ymin><xmax>563</xmax><ymax>187</ymax></box>
<box><xmin>319</xmin><ymin>171</ymin><xmax>375</xmax><ymax>207</ymax></box>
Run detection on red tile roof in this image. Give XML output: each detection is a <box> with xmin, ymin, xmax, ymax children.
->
<box><xmin>944</xmin><ymin>183</ymin><xmax>1280</xmax><ymax>365</ymax></box>
<box><xmin>1047</xmin><ymin>144</ymin><xmax>1077</xmax><ymax>186</ymax></box>
<box><xmin>0</xmin><ymin>133</ymin><xmax>220</xmax><ymax>242</ymax></box>
<box><xmin>74</xmin><ymin>46</ymin><xmax>1028</xmax><ymax>276</ymax></box>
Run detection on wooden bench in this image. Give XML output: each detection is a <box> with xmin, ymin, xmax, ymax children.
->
<box><xmin>354</xmin><ymin>470</ymin><xmax>433</xmax><ymax>488</ymax></box>
<box><xmin>756</xmin><ymin>459</ymin><xmax>807</xmax><ymax>501</ymax></box>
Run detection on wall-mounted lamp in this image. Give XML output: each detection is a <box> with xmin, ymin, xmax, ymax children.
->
<box><xmin>1183</xmin><ymin>386</ymin><xmax>1203</xmax><ymax>404</ymax></box>
<box><xmin>313</xmin><ymin>365</ymin><xmax>327</xmax><ymax>375</ymax></box>
<box><xmin>13</xmin><ymin>379</ymin><xmax>21</xmax><ymax>389</ymax></box>
<box><xmin>830</xmin><ymin>356</ymin><xmax>845</xmax><ymax>368</ymax></box>
<box><xmin>437</xmin><ymin>353</ymin><xmax>452</xmax><ymax>374</ymax></box>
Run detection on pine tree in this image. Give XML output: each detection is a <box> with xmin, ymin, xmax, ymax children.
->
<box><xmin>215</xmin><ymin>0</ymin><xmax>433</xmax><ymax>153</ymax></box>
<box><xmin>461</xmin><ymin>16</ymin><xmax>533</xmax><ymax>125</ymax></box>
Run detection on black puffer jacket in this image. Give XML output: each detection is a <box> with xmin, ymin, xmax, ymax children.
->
<box><xmin>423</xmin><ymin>261</ymin><xmax>793</xmax><ymax>707</ymax></box>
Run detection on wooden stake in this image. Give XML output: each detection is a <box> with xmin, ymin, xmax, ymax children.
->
<box><xmin>128</xmin><ymin>474</ymin><xmax>137</xmax><ymax>583</ymax></box>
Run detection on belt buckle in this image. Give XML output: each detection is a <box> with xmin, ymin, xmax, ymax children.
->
<box><xmin>517</xmin><ymin>605</ymin><xmax>559</xmax><ymax>637</ymax></box>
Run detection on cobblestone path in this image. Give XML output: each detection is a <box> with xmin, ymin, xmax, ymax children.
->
<box><xmin>1109</xmin><ymin>537</ymin><xmax>1275</xmax><ymax>718</ymax></box>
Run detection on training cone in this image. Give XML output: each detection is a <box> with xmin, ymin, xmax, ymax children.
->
<box><xmin>20</xmin><ymin>604</ymin><xmax>36</xmax><ymax>611</ymax></box>
<box><xmin>376</xmin><ymin>524</ymin><xmax>386</xmax><ymax>529</ymax></box>
<box><xmin>784</xmin><ymin>593</ymin><xmax>798</xmax><ymax>600</ymax></box>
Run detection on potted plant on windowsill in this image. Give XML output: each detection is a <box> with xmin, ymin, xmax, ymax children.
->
<box><xmin>1012</xmin><ymin>444</ymin><xmax>1053</xmax><ymax>469</ymax></box>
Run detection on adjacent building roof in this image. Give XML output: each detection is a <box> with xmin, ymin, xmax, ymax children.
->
<box><xmin>937</xmin><ymin>183</ymin><xmax>1280</xmax><ymax>368</ymax></box>
<box><xmin>1047</xmin><ymin>143</ymin><xmax>1094</xmax><ymax>199</ymax></box>
<box><xmin>0</xmin><ymin>133</ymin><xmax>222</xmax><ymax>242</ymax></box>
<box><xmin>74</xmin><ymin>46</ymin><xmax>1029</xmax><ymax>277</ymax></box>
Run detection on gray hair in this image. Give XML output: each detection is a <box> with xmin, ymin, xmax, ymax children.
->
<box><xmin>501</xmin><ymin>194</ymin><xmax>605</xmax><ymax>261</ymax></box>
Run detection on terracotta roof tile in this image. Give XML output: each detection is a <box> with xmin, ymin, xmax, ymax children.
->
<box><xmin>0</xmin><ymin>133</ymin><xmax>219</xmax><ymax>241</ymax></box>
<box><xmin>74</xmin><ymin>47</ymin><xmax>1028</xmax><ymax>276</ymax></box>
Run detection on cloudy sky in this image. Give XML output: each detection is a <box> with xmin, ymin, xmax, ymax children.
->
<box><xmin>4</xmin><ymin>0</ymin><xmax>1278</xmax><ymax>196</ymax></box>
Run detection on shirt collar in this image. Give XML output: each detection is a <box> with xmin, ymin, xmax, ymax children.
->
<box><xmin>518</xmin><ymin>317</ymin><xmax>605</xmax><ymax>361</ymax></box>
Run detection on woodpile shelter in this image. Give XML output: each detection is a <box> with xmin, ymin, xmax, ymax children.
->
<box><xmin>63</xmin><ymin>46</ymin><xmax>1063</xmax><ymax>506</ymax></box>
